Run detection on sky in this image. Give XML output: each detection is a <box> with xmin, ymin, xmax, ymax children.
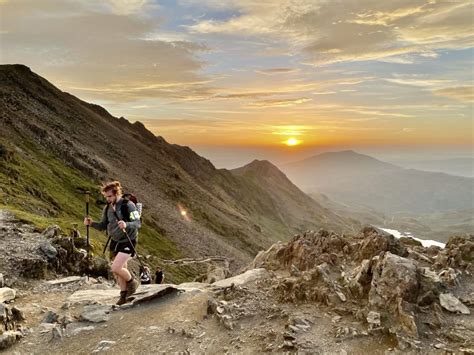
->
<box><xmin>1</xmin><ymin>0</ymin><xmax>473</xmax><ymax>168</ymax></box>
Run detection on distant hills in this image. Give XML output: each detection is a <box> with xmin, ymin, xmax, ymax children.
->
<box><xmin>281</xmin><ymin>150</ymin><xmax>474</xmax><ymax>215</ymax></box>
<box><xmin>386</xmin><ymin>157</ymin><xmax>474</xmax><ymax>177</ymax></box>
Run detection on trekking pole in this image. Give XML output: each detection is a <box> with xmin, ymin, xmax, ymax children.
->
<box><xmin>77</xmin><ymin>188</ymin><xmax>91</xmax><ymax>280</ymax></box>
<box><xmin>86</xmin><ymin>192</ymin><xmax>90</xmax><ymax>279</ymax></box>
<box><xmin>110</xmin><ymin>205</ymin><xmax>145</xmax><ymax>269</ymax></box>
<box><xmin>94</xmin><ymin>200</ymin><xmax>112</xmax><ymax>255</ymax></box>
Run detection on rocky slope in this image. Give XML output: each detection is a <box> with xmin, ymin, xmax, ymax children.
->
<box><xmin>230</xmin><ymin>159</ymin><xmax>359</xmax><ymax>236</ymax></box>
<box><xmin>0</xmin><ymin>64</ymin><xmax>357</xmax><ymax>276</ymax></box>
<box><xmin>2</xmin><ymin>214</ymin><xmax>472</xmax><ymax>353</ymax></box>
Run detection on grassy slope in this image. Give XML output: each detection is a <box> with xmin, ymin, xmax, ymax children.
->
<box><xmin>0</xmin><ymin>137</ymin><xmax>196</xmax><ymax>283</ymax></box>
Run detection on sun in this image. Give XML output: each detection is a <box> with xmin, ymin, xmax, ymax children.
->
<box><xmin>284</xmin><ymin>137</ymin><xmax>302</xmax><ymax>146</ymax></box>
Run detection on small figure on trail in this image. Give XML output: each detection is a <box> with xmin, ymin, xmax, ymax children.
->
<box><xmin>155</xmin><ymin>267</ymin><xmax>165</xmax><ymax>284</ymax></box>
<box><xmin>84</xmin><ymin>180</ymin><xmax>141</xmax><ymax>305</ymax></box>
<box><xmin>140</xmin><ymin>265</ymin><xmax>152</xmax><ymax>285</ymax></box>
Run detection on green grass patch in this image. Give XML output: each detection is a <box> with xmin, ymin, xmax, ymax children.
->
<box><xmin>0</xmin><ymin>137</ymin><xmax>200</xmax><ymax>282</ymax></box>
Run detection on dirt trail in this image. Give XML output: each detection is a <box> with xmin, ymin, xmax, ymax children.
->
<box><xmin>8</xmin><ymin>274</ymin><xmax>398</xmax><ymax>354</ymax></box>
<box><xmin>11</xmin><ymin>289</ymin><xmax>210</xmax><ymax>354</ymax></box>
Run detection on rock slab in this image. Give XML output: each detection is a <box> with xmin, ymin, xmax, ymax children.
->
<box><xmin>439</xmin><ymin>293</ymin><xmax>470</xmax><ymax>315</ymax></box>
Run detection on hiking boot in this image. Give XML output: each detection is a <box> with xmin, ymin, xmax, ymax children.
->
<box><xmin>126</xmin><ymin>277</ymin><xmax>139</xmax><ymax>298</ymax></box>
<box><xmin>116</xmin><ymin>290</ymin><xmax>128</xmax><ymax>306</ymax></box>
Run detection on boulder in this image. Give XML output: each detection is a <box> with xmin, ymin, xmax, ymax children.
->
<box><xmin>274</xmin><ymin>263</ymin><xmax>338</xmax><ymax>305</ymax></box>
<box><xmin>252</xmin><ymin>230</ymin><xmax>350</xmax><ymax>271</ymax></box>
<box><xmin>442</xmin><ymin>235</ymin><xmax>474</xmax><ymax>270</ymax></box>
<box><xmin>0</xmin><ymin>331</ymin><xmax>23</xmax><ymax>350</ymax></box>
<box><xmin>41</xmin><ymin>310</ymin><xmax>58</xmax><ymax>324</ymax></box>
<box><xmin>0</xmin><ymin>288</ymin><xmax>16</xmax><ymax>303</ymax></box>
<box><xmin>80</xmin><ymin>305</ymin><xmax>111</xmax><ymax>323</ymax></box>
<box><xmin>356</xmin><ymin>227</ymin><xmax>408</xmax><ymax>261</ymax></box>
<box><xmin>368</xmin><ymin>252</ymin><xmax>418</xmax><ymax>308</ymax></box>
<box><xmin>250</xmin><ymin>242</ymin><xmax>286</xmax><ymax>270</ymax></box>
<box><xmin>212</xmin><ymin>268</ymin><xmax>269</xmax><ymax>289</ymax></box>
<box><xmin>41</xmin><ymin>225</ymin><xmax>62</xmax><ymax>239</ymax></box>
<box><xmin>38</xmin><ymin>241</ymin><xmax>58</xmax><ymax>261</ymax></box>
<box><xmin>439</xmin><ymin>293</ymin><xmax>470</xmax><ymax>315</ymax></box>
<box><xmin>0</xmin><ymin>303</ymin><xmax>24</xmax><ymax>332</ymax></box>
<box><xmin>205</xmin><ymin>262</ymin><xmax>231</xmax><ymax>283</ymax></box>
<box><xmin>349</xmin><ymin>258</ymin><xmax>377</xmax><ymax>298</ymax></box>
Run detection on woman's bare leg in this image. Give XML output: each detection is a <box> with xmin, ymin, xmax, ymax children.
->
<box><xmin>111</xmin><ymin>252</ymin><xmax>132</xmax><ymax>291</ymax></box>
<box><xmin>118</xmin><ymin>259</ymin><xmax>129</xmax><ymax>290</ymax></box>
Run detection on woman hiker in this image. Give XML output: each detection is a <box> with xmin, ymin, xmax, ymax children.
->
<box><xmin>84</xmin><ymin>181</ymin><xmax>141</xmax><ymax>305</ymax></box>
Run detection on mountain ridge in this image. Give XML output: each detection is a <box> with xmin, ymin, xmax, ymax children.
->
<box><xmin>0</xmin><ymin>64</ymin><xmax>357</xmax><ymax>278</ymax></box>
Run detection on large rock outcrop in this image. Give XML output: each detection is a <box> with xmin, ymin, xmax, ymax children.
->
<box><xmin>249</xmin><ymin>226</ymin><xmax>473</xmax><ymax>350</ymax></box>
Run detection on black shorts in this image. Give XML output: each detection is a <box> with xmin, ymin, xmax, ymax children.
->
<box><xmin>109</xmin><ymin>238</ymin><xmax>137</xmax><ymax>259</ymax></box>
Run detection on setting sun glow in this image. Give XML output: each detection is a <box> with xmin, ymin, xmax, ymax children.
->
<box><xmin>284</xmin><ymin>137</ymin><xmax>301</xmax><ymax>146</ymax></box>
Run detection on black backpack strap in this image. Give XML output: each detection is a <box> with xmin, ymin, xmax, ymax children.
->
<box><xmin>102</xmin><ymin>203</ymin><xmax>111</xmax><ymax>254</ymax></box>
<box><xmin>121</xmin><ymin>197</ymin><xmax>131</xmax><ymax>222</ymax></box>
<box><xmin>105</xmin><ymin>204</ymin><xmax>110</xmax><ymax>224</ymax></box>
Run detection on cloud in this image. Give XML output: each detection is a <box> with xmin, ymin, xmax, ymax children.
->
<box><xmin>384</xmin><ymin>78</ymin><xmax>454</xmax><ymax>87</ymax></box>
<box><xmin>104</xmin><ymin>0</ymin><xmax>150</xmax><ymax>15</ymax></box>
<box><xmin>211</xmin><ymin>91</ymin><xmax>282</xmax><ymax>100</ymax></box>
<box><xmin>339</xmin><ymin>107</ymin><xmax>414</xmax><ymax>118</ymax></box>
<box><xmin>254</xmin><ymin>67</ymin><xmax>299</xmax><ymax>75</ymax></box>
<box><xmin>246</xmin><ymin>97</ymin><xmax>312</xmax><ymax>108</ymax></box>
<box><xmin>0</xmin><ymin>0</ymin><xmax>212</xmax><ymax>102</ymax></box>
<box><xmin>383</xmin><ymin>74</ymin><xmax>473</xmax><ymax>102</ymax></box>
<box><xmin>312</xmin><ymin>91</ymin><xmax>336</xmax><ymax>95</ymax></box>
<box><xmin>432</xmin><ymin>86</ymin><xmax>474</xmax><ymax>102</ymax></box>
<box><xmin>186</xmin><ymin>0</ymin><xmax>473</xmax><ymax>66</ymax></box>
<box><xmin>270</xmin><ymin>124</ymin><xmax>312</xmax><ymax>136</ymax></box>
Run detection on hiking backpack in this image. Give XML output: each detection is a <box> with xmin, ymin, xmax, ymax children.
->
<box><xmin>102</xmin><ymin>193</ymin><xmax>143</xmax><ymax>255</ymax></box>
<box><xmin>105</xmin><ymin>193</ymin><xmax>143</xmax><ymax>222</ymax></box>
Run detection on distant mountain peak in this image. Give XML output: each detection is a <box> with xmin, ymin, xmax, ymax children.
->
<box><xmin>284</xmin><ymin>149</ymin><xmax>400</xmax><ymax>170</ymax></box>
<box><xmin>328</xmin><ymin>149</ymin><xmax>357</xmax><ymax>154</ymax></box>
<box><xmin>319</xmin><ymin>150</ymin><xmax>371</xmax><ymax>158</ymax></box>
<box><xmin>230</xmin><ymin>159</ymin><xmax>292</xmax><ymax>182</ymax></box>
<box><xmin>240</xmin><ymin>159</ymin><xmax>282</xmax><ymax>173</ymax></box>
<box><xmin>248</xmin><ymin>158</ymin><xmax>276</xmax><ymax>167</ymax></box>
